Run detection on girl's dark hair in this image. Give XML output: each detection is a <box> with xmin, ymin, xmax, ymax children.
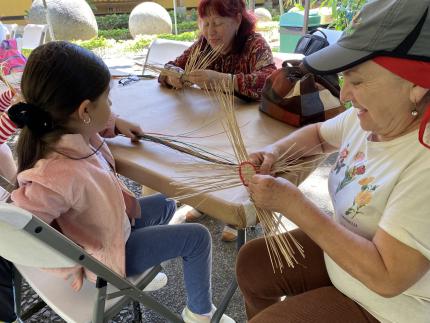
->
<box><xmin>15</xmin><ymin>41</ymin><xmax>110</xmax><ymax>172</ymax></box>
<box><xmin>198</xmin><ymin>0</ymin><xmax>256</xmax><ymax>54</ymax></box>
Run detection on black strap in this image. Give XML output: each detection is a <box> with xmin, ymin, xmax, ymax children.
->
<box><xmin>309</xmin><ymin>29</ymin><xmax>328</xmax><ymax>39</ymax></box>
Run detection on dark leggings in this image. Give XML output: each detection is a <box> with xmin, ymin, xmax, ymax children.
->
<box><xmin>236</xmin><ymin>229</ymin><xmax>380</xmax><ymax>323</ymax></box>
<box><xmin>0</xmin><ymin>256</ymin><xmax>16</xmax><ymax>322</ymax></box>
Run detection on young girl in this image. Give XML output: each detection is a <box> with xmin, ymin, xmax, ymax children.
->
<box><xmin>8</xmin><ymin>41</ymin><xmax>234</xmax><ymax>323</ymax></box>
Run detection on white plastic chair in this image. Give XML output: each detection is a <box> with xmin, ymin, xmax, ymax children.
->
<box><xmin>20</xmin><ymin>24</ymin><xmax>47</xmax><ymax>51</ymax></box>
<box><xmin>142</xmin><ymin>38</ymin><xmax>192</xmax><ymax>74</ymax></box>
<box><xmin>3</xmin><ymin>24</ymin><xmax>18</xmax><ymax>39</ymax></box>
<box><xmin>0</xmin><ymin>203</ymin><xmax>183</xmax><ymax>323</ymax></box>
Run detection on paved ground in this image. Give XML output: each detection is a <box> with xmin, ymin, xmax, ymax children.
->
<box><xmin>14</xmin><ymin>52</ymin><xmax>336</xmax><ymax>322</ymax></box>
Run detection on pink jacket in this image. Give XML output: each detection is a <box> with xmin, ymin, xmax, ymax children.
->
<box><xmin>11</xmin><ymin>122</ymin><xmax>140</xmax><ymax>291</ymax></box>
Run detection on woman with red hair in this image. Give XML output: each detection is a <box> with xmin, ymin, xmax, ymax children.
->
<box><xmin>160</xmin><ymin>0</ymin><xmax>276</xmax><ymax>241</ymax></box>
<box><xmin>159</xmin><ymin>0</ymin><xmax>276</xmax><ymax>101</ymax></box>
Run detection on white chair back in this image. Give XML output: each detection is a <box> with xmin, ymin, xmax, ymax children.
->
<box><xmin>3</xmin><ymin>24</ymin><xmax>18</xmax><ymax>39</ymax></box>
<box><xmin>143</xmin><ymin>38</ymin><xmax>192</xmax><ymax>74</ymax></box>
<box><xmin>0</xmin><ymin>203</ymin><xmax>76</xmax><ymax>268</ymax></box>
<box><xmin>21</xmin><ymin>24</ymin><xmax>47</xmax><ymax>50</ymax></box>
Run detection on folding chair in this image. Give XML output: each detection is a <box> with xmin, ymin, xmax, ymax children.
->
<box><xmin>20</xmin><ymin>24</ymin><xmax>47</xmax><ymax>51</ymax></box>
<box><xmin>142</xmin><ymin>38</ymin><xmax>192</xmax><ymax>75</ymax></box>
<box><xmin>0</xmin><ymin>203</ymin><xmax>183</xmax><ymax>323</ymax></box>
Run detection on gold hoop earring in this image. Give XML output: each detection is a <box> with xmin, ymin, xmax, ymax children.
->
<box><xmin>83</xmin><ymin>116</ymin><xmax>91</xmax><ymax>125</ymax></box>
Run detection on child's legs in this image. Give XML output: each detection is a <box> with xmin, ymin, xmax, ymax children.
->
<box><xmin>128</xmin><ymin>195</ymin><xmax>212</xmax><ymax>314</ymax></box>
<box><xmin>136</xmin><ymin>194</ymin><xmax>176</xmax><ymax>227</ymax></box>
<box><xmin>125</xmin><ymin>223</ymin><xmax>212</xmax><ymax>314</ymax></box>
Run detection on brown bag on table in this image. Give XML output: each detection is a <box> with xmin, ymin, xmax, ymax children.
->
<box><xmin>260</xmin><ymin>60</ymin><xmax>345</xmax><ymax>127</ymax></box>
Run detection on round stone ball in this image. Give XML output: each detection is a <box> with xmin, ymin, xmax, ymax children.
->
<box><xmin>28</xmin><ymin>0</ymin><xmax>98</xmax><ymax>41</ymax></box>
<box><xmin>129</xmin><ymin>2</ymin><xmax>173</xmax><ymax>38</ymax></box>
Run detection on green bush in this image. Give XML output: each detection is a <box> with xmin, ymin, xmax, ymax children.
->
<box><xmin>73</xmin><ymin>37</ymin><xmax>110</xmax><ymax>50</ymax></box>
<box><xmin>99</xmin><ymin>28</ymin><xmax>131</xmax><ymax>40</ymax></box>
<box><xmin>177</xmin><ymin>21</ymin><xmax>198</xmax><ymax>33</ymax></box>
<box><xmin>124</xmin><ymin>36</ymin><xmax>153</xmax><ymax>52</ymax></box>
<box><xmin>158</xmin><ymin>31</ymin><xmax>198</xmax><ymax>42</ymax></box>
<box><xmin>96</xmin><ymin>14</ymin><xmax>129</xmax><ymax>30</ymax></box>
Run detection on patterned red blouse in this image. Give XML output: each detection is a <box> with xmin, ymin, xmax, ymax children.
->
<box><xmin>159</xmin><ymin>33</ymin><xmax>276</xmax><ymax>101</ymax></box>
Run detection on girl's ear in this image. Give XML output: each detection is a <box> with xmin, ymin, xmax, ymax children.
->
<box><xmin>76</xmin><ymin>99</ymin><xmax>92</xmax><ymax>123</ymax></box>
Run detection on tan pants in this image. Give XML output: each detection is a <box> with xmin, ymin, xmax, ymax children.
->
<box><xmin>236</xmin><ymin>229</ymin><xmax>380</xmax><ymax>323</ymax></box>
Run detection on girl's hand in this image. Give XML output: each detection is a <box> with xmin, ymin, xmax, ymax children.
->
<box><xmin>248</xmin><ymin>174</ymin><xmax>302</xmax><ymax>215</ymax></box>
<box><xmin>249</xmin><ymin>145</ymin><xmax>280</xmax><ymax>175</ymax></box>
<box><xmin>187</xmin><ymin>70</ymin><xmax>228</xmax><ymax>89</ymax></box>
<box><xmin>115</xmin><ymin>117</ymin><xmax>144</xmax><ymax>142</ymax></box>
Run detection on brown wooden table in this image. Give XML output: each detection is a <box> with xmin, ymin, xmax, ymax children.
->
<box><xmin>108</xmin><ymin>79</ymin><xmax>313</xmax><ymax>228</ymax></box>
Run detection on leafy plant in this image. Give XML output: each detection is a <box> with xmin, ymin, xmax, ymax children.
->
<box><xmin>123</xmin><ymin>36</ymin><xmax>153</xmax><ymax>52</ymax></box>
<box><xmin>73</xmin><ymin>37</ymin><xmax>110</xmax><ymax>50</ymax></box>
<box><xmin>177</xmin><ymin>21</ymin><xmax>198</xmax><ymax>33</ymax></box>
<box><xmin>98</xmin><ymin>28</ymin><xmax>131</xmax><ymax>40</ymax></box>
<box><xmin>281</xmin><ymin>0</ymin><xmax>365</xmax><ymax>30</ymax></box>
<box><xmin>96</xmin><ymin>14</ymin><xmax>129</xmax><ymax>30</ymax></box>
<box><xmin>321</xmin><ymin>0</ymin><xmax>366</xmax><ymax>30</ymax></box>
<box><xmin>158</xmin><ymin>31</ymin><xmax>199</xmax><ymax>42</ymax></box>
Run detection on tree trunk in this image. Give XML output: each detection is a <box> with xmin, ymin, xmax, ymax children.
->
<box><xmin>41</xmin><ymin>0</ymin><xmax>55</xmax><ymax>40</ymax></box>
<box><xmin>248</xmin><ymin>0</ymin><xmax>255</xmax><ymax>11</ymax></box>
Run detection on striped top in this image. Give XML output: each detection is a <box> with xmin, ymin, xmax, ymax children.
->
<box><xmin>0</xmin><ymin>89</ymin><xmax>17</xmax><ymax>145</ymax></box>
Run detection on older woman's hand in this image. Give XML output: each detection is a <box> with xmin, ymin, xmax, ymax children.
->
<box><xmin>162</xmin><ymin>65</ymin><xmax>186</xmax><ymax>89</ymax></box>
<box><xmin>166</xmin><ymin>75</ymin><xmax>184</xmax><ymax>89</ymax></box>
<box><xmin>248</xmin><ymin>174</ymin><xmax>302</xmax><ymax>215</ymax></box>
<box><xmin>187</xmin><ymin>69</ymin><xmax>229</xmax><ymax>89</ymax></box>
<box><xmin>249</xmin><ymin>145</ymin><xmax>280</xmax><ymax>175</ymax></box>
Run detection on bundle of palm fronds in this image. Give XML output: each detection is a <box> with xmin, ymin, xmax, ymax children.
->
<box><xmin>171</xmin><ymin>80</ymin><xmax>326</xmax><ymax>271</ymax></box>
<box><xmin>183</xmin><ymin>42</ymin><xmax>222</xmax><ymax>75</ymax></box>
<box><xmin>146</xmin><ymin>42</ymin><xmax>222</xmax><ymax>82</ymax></box>
<box><xmin>128</xmin><ymin>132</ymin><xmax>235</xmax><ymax>166</ymax></box>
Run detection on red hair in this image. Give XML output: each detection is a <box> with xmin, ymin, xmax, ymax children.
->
<box><xmin>198</xmin><ymin>0</ymin><xmax>256</xmax><ymax>53</ymax></box>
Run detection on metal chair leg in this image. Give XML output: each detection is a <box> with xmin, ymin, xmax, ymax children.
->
<box><xmin>211</xmin><ymin>228</ymin><xmax>246</xmax><ymax>323</ymax></box>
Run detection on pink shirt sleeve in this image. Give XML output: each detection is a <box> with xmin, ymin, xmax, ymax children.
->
<box><xmin>98</xmin><ymin>113</ymin><xmax>117</xmax><ymax>138</ymax></box>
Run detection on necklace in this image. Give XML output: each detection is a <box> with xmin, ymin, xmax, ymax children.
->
<box><xmin>53</xmin><ymin>139</ymin><xmax>106</xmax><ymax>160</ymax></box>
